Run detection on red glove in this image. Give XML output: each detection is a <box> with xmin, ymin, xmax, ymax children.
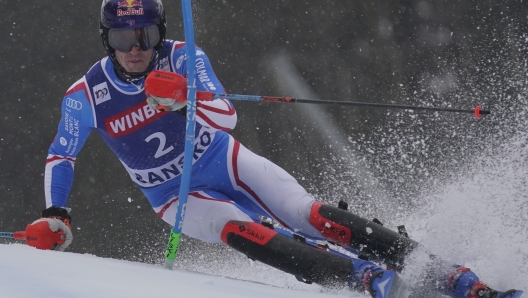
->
<box><xmin>145</xmin><ymin>70</ymin><xmax>187</xmax><ymax>112</ymax></box>
<box><xmin>145</xmin><ymin>70</ymin><xmax>188</xmax><ymax>102</ymax></box>
<box><xmin>144</xmin><ymin>70</ymin><xmax>214</xmax><ymax>112</ymax></box>
<box><xmin>25</xmin><ymin>207</ymin><xmax>73</xmax><ymax>251</ymax></box>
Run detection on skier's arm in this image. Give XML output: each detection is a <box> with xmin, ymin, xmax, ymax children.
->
<box><xmin>172</xmin><ymin>44</ymin><xmax>237</xmax><ymax>131</ymax></box>
<box><xmin>45</xmin><ymin>78</ymin><xmax>95</xmax><ymax>209</ymax></box>
<box><xmin>196</xmin><ymin>98</ymin><xmax>237</xmax><ymax>132</ymax></box>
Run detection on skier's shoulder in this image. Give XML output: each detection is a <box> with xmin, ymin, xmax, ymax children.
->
<box><xmin>165</xmin><ymin>39</ymin><xmax>208</xmax><ymax>56</ymax></box>
<box><xmin>61</xmin><ymin>58</ymin><xmax>102</xmax><ymax>94</ymax></box>
<box><xmin>84</xmin><ymin>57</ymin><xmax>112</xmax><ymax>85</ymax></box>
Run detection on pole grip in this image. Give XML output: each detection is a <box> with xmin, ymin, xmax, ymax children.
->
<box><xmin>197</xmin><ymin>91</ymin><xmax>214</xmax><ymax>101</ymax></box>
<box><xmin>13</xmin><ymin>231</ymin><xmax>26</xmax><ymax>241</ymax></box>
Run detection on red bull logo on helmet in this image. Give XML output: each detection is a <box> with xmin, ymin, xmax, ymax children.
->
<box><xmin>117</xmin><ymin>0</ymin><xmax>144</xmax><ymax>16</ymax></box>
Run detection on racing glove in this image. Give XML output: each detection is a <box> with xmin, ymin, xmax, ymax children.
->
<box><xmin>145</xmin><ymin>70</ymin><xmax>187</xmax><ymax>112</ymax></box>
<box><xmin>25</xmin><ymin>207</ymin><xmax>73</xmax><ymax>251</ymax></box>
<box><xmin>146</xmin><ymin>95</ymin><xmax>186</xmax><ymax>112</ymax></box>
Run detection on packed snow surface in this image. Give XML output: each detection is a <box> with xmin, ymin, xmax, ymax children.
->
<box><xmin>0</xmin><ymin>243</ymin><xmax>359</xmax><ymax>298</ymax></box>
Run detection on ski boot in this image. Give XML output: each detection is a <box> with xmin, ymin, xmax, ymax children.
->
<box><xmin>309</xmin><ymin>202</ymin><xmax>417</xmax><ymax>271</ymax></box>
<box><xmin>470</xmin><ymin>282</ymin><xmax>524</xmax><ymax>298</ymax></box>
<box><xmin>445</xmin><ymin>266</ymin><xmax>524</xmax><ymax>298</ymax></box>
<box><xmin>349</xmin><ymin>258</ymin><xmax>409</xmax><ymax>298</ymax></box>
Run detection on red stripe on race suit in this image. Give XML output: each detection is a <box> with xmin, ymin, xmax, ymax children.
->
<box><xmin>156</xmin><ymin>192</ymin><xmax>232</xmax><ymax>218</ymax></box>
<box><xmin>196</xmin><ymin>99</ymin><xmax>236</xmax><ymax>131</ymax></box>
<box><xmin>65</xmin><ymin>82</ymin><xmax>92</xmax><ymax>105</ymax></box>
<box><xmin>231</xmin><ymin>140</ymin><xmax>291</xmax><ymax>229</ymax></box>
<box><xmin>156</xmin><ymin>196</ymin><xmax>179</xmax><ymax>218</ymax></box>
<box><xmin>46</xmin><ymin>155</ymin><xmax>75</xmax><ymax>164</ymax></box>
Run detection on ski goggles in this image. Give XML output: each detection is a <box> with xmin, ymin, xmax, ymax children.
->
<box><xmin>108</xmin><ymin>25</ymin><xmax>160</xmax><ymax>52</ymax></box>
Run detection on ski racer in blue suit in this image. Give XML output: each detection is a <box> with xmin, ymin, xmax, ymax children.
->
<box><xmin>28</xmin><ymin>1</ymin><xmax>522</xmax><ymax>298</ymax></box>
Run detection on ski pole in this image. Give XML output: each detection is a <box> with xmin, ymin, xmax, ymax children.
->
<box><xmin>0</xmin><ymin>231</ymin><xmax>26</xmax><ymax>240</ymax></box>
<box><xmin>163</xmin><ymin>0</ymin><xmax>198</xmax><ymax>270</ymax></box>
<box><xmin>1</xmin><ymin>225</ymin><xmax>65</xmax><ymax>250</ymax></box>
<box><xmin>197</xmin><ymin>92</ymin><xmax>489</xmax><ymax>118</ymax></box>
<box><xmin>145</xmin><ymin>71</ymin><xmax>489</xmax><ymax>118</ymax></box>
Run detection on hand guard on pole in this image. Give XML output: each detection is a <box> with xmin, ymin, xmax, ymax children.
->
<box><xmin>25</xmin><ymin>206</ymin><xmax>73</xmax><ymax>251</ymax></box>
<box><xmin>145</xmin><ymin>70</ymin><xmax>188</xmax><ymax>112</ymax></box>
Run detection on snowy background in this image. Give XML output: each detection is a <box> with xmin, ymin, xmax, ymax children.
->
<box><xmin>1</xmin><ymin>1</ymin><xmax>528</xmax><ymax>297</ymax></box>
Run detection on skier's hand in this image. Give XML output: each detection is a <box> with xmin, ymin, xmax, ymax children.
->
<box><xmin>42</xmin><ymin>206</ymin><xmax>72</xmax><ymax>227</ymax></box>
<box><xmin>147</xmin><ymin>95</ymin><xmax>186</xmax><ymax>112</ymax></box>
<box><xmin>25</xmin><ymin>218</ymin><xmax>73</xmax><ymax>251</ymax></box>
<box><xmin>25</xmin><ymin>207</ymin><xmax>73</xmax><ymax>251</ymax></box>
<box><xmin>145</xmin><ymin>70</ymin><xmax>187</xmax><ymax>112</ymax></box>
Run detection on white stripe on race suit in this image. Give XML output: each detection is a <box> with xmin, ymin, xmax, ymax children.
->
<box><xmin>44</xmin><ymin>155</ymin><xmax>76</xmax><ymax>207</ymax></box>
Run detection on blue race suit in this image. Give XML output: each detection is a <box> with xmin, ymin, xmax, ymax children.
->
<box><xmin>45</xmin><ymin>40</ymin><xmax>323</xmax><ymax>243</ymax></box>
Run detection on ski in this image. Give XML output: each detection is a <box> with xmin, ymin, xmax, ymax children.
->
<box><xmin>495</xmin><ymin>289</ymin><xmax>524</xmax><ymax>298</ymax></box>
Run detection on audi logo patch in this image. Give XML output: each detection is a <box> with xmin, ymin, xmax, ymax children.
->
<box><xmin>66</xmin><ymin>98</ymin><xmax>83</xmax><ymax>110</ymax></box>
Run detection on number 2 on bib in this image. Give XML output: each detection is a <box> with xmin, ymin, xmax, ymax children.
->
<box><xmin>145</xmin><ymin>132</ymin><xmax>175</xmax><ymax>158</ymax></box>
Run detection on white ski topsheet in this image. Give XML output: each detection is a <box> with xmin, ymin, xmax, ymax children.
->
<box><xmin>0</xmin><ymin>243</ymin><xmax>360</xmax><ymax>298</ymax></box>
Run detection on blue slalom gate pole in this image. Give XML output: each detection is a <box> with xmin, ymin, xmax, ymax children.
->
<box><xmin>163</xmin><ymin>0</ymin><xmax>198</xmax><ymax>270</ymax></box>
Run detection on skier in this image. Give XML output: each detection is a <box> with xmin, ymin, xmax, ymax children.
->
<box><xmin>29</xmin><ymin>1</ymin><xmax>522</xmax><ymax>297</ymax></box>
